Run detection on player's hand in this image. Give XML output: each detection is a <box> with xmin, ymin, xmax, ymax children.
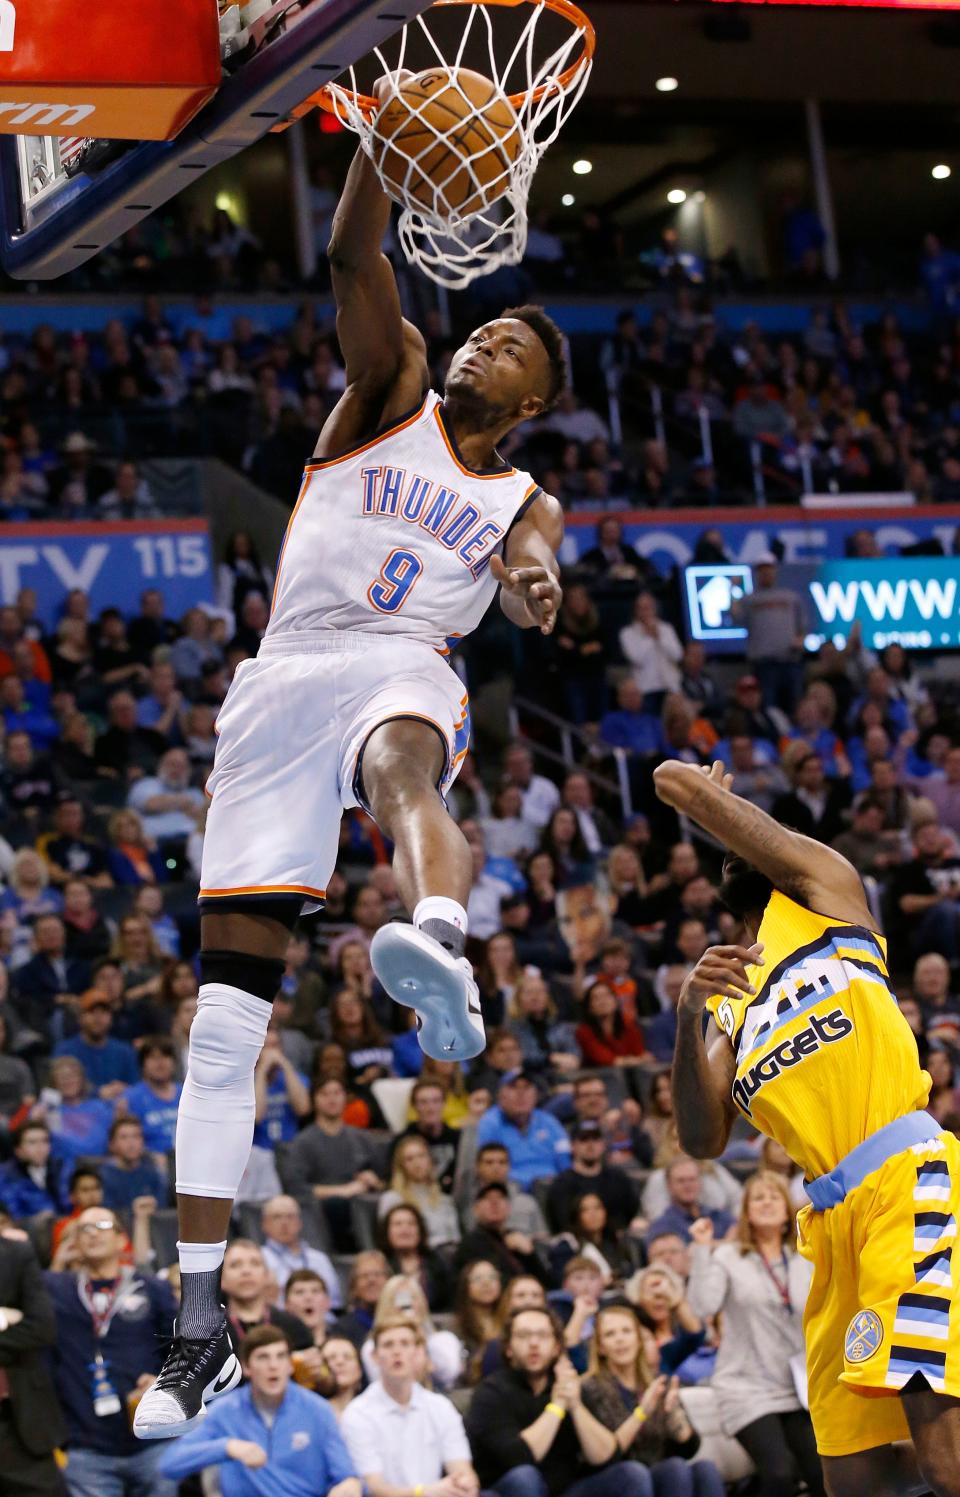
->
<box><xmin>700</xmin><ymin>759</ymin><xmax>733</xmax><ymax>791</ymax></box>
<box><xmin>688</xmin><ymin>1217</ymin><xmax>715</xmax><ymax>1249</ymax></box>
<box><xmin>226</xmin><ymin>1440</ymin><xmax>268</xmax><ymax>1468</ymax></box>
<box><xmin>490</xmin><ymin>554</ymin><xmax>561</xmax><ymax>635</ymax></box>
<box><xmin>679</xmin><ymin>943</ymin><xmax>764</xmax><ymax>1014</ymax></box>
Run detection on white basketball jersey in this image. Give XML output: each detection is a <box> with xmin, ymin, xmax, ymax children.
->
<box><xmin>266</xmin><ymin>390</ymin><xmax>541</xmax><ymax>653</ymax></box>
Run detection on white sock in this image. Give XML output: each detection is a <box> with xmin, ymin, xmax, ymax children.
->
<box><xmin>178</xmin><ymin>1239</ymin><xmax>227</xmax><ymax>1275</ymax></box>
<box><xmin>413</xmin><ymin>896</ymin><xmax>468</xmax><ymax>936</ymax></box>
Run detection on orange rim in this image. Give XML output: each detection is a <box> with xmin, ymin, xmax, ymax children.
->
<box><xmin>287</xmin><ymin>0</ymin><xmax>594</xmax><ymax>128</ymax></box>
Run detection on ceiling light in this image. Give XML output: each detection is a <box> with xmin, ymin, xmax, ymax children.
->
<box><xmin>572</xmin><ymin>159</ymin><xmax>593</xmax><ymax>176</ymax></box>
<box><xmin>655</xmin><ymin>76</ymin><xmax>679</xmax><ymax>92</ymax></box>
<box><xmin>667</xmin><ymin>188</ymin><xmax>687</xmax><ymax>205</ymax></box>
<box><xmin>932</xmin><ymin>163</ymin><xmax>952</xmax><ymax>179</ymax></box>
<box><xmin>562</xmin><ymin>193</ymin><xmax>575</xmax><ymax>207</ymax></box>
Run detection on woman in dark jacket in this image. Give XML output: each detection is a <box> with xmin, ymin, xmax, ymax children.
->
<box><xmin>377</xmin><ymin>1202</ymin><xmax>452</xmax><ymax>1312</ymax></box>
<box><xmin>582</xmin><ymin>1302</ymin><xmax>725</xmax><ymax>1497</ymax></box>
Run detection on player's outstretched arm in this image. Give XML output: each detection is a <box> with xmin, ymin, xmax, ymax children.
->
<box><xmin>653</xmin><ymin>760</ymin><xmax>872</xmax><ymax>928</ymax></box>
<box><xmin>492</xmin><ymin>493</ymin><xmax>563</xmax><ymax>633</ymax></box>
<box><xmin>326</xmin><ymin>147</ymin><xmax>407</xmax><ymax>397</ymax></box>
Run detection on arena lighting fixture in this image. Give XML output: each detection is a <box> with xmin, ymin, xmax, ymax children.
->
<box><xmin>655</xmin><ymin>76</ymin><xmax>679</xmax><ymax>91</ymax></box>
<box><xmin>667</xmin><ymin>188</ymin><xmax>687</xmax><ymax>204</ymax></box>
<box><xmin>932</xmin><ymin>164</ymin><xmax>952</xmax><ymax>179</ymax></box>
<box><xmin>572</xmin><ymin>158</ymin><xmax>593</xmax><ymax>175</ymax></box>
<box><xmin>562</xmin><ymin>192</ymin><xmax>576</xmax><ymax>205</ymax></box>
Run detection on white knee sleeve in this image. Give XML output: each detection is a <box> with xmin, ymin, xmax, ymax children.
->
<box><xmin>176</xmin><ymin>983</ymin><xmax>271</xmax><ymax>1199</ymax></box>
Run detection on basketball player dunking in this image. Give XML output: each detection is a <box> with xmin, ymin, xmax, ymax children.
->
<box><xmin>134</xmin><ymin>141</ymin><xmax>565</xmax><ymax>1436</ymax></box>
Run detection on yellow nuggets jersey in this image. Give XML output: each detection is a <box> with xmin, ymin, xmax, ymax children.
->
<box><xmin>708</xmin><ymin>889</ymin><xmax>960</xmax><ymax>1458</ymax></box>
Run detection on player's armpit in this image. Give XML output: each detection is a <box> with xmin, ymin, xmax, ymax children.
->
<box><xmin>653</xmin><ymin>759</ymin><xmax>872</xmax><ymax>928</ymax></box>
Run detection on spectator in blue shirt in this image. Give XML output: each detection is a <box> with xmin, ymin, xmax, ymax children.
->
<box><xmin>476</xmin><ymin>1066</ymin><xmax>571</xmax><ymax>1190</ymax></box>
<box><xmin>599</xmin><ymin>681</ymin><xmax>665</xmax><ymax>759</ymax></box>
<box><xmin>160</xmin><ymin>1323</ymin><xmax>362</xmax><ymax>1497</ymax></box>
<box><xmin>645</xmin><ymin>1159</ymin><xmax>734</xmax><ymax>1248</ymax></box>
<box><xmin>0</xmin><ymin>1119</ymin><xmax>70</xmax><ymax>1220</ymax></box>
<box><xmin>121</xmin><ymin>1035</ymin><xmax>182</xmax><ymax>1154</ymax></box>
<box><xmin>53</xmin><ymin>990</ymin><xmax>139</xmax><ymax>1099</ymax></box>
<box><xmin>44</xmin><ymin>1055</ymin><xmax>115</xmax><ymax>1159</ymax></box>
<box><xmin>99</xmin><ymin>1116</ymin><xmax>169</xmax><ymax>1212</ymax></box>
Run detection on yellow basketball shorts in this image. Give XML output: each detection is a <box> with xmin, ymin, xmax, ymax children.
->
<box><xmin>798</xmin><ymin>1128</ymin><xmax>960</xmax><ymax>1458</ymax></box>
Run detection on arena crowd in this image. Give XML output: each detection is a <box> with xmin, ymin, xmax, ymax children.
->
<box><xmin>0</xmin><ymin>287</ymin><xmax>958</xmax><ymax>1497</ymax></box>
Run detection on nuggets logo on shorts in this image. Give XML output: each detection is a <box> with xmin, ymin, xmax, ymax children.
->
<box><xmin>845</xmin><ymin>1309</ymin><xmax>884</xmax><ymax>1364</ymax></box>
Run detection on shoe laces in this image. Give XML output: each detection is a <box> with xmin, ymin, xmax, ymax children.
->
<box><xmin>154</xmin><ymin>1327</ymin><xmax>224</xmax><ymax>1391</ymax></box>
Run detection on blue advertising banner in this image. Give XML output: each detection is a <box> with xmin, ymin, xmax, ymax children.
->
<box><xmin>0</xmin><ymin>519</ymin><xmax>214</xmax><ymax>626</ymax></box>
<box><xmin>809</xmin><ymin>558</ymin><xmax>960</xmax><ymax>651</ymax></box>
<box><xmin>561</xmin><ymin>503</ymin><xmax>959</xmax><ymax>574</ymax></box>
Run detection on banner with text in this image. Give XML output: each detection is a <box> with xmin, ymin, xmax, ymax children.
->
<box><xmin>0</xmin><ymin>519</ymin><xmax>214</xmax><ymax>626</ymax></box>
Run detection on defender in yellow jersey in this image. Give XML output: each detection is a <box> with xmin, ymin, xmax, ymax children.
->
<box><xmin>654</xmin><ymin>760</ymin><xmax>960</xmax><ymax>1497</ymax></box>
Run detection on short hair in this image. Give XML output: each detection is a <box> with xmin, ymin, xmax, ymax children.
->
<box><xmin>718</xmin><ymin>852</ymin><xmax>774</xmax><ymax>922</ymax></box>
<box><xmin>285</xmin><ymin>1267</ymin><xmax>330</xmax><ymax>1297</ymax></box>
<box><xmin>476</xmin><ymin>1142</ymin><xmax>510</xmax><ymax>1160</ymax></box>
<box><xmin>502</xmin><ymin>304</ymin><xmax>567</xmax><ymax>410</ymax></box>
<box><xmin>13</xmin><ymin>1120</ymin><xmax>49</xmax><ymax>1148</ymax></box>
<box><xmin>139</xmin><ymin>1035</ymin><xmax>175</xmax><ymax>1064</ymax></box>
<box><xmin>373</xmin><ymin>1316</ymin><xmax>426</xmax><ymax>1348</ymax></box>
<box><xmin>313</xmin><ymin>1072</ymin><xmax>346</xmax><ymax>1094</ymax></box>
<box><xmin>504</xmin><ymin>1304</ymin><xmax>564</xmax><ymax>1346</ymax></box>
<box><xmin>563</xmin><ymin>1254</ymin><xmax>604</xmax><ymax>1280</ymax></box>
<box><xmin>411</xmin><ymin>1078</ymin><xmax>444</xmax><ymax>1103</ymax></box>
<box><xmin>109</xmin><ymin>1115</ymin><xmax>143</xmax><ymax>1144</ymax></box>
<box><xmin>69</xmin><ymin>1165</ymin><xmax>102</xmax><ymax>1191</ymax></box>
<box><xmin>239</xmin><ymin>1324</ymin><xmax>291</xmax><ymax>1362</ymax></box>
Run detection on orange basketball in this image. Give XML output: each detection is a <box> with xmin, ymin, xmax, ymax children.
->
<box><xmin>372</xmin><ymin>67</ymin><xmax>521</xmax><ymax>219</ymax></box>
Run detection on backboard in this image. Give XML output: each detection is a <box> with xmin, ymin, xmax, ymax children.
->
<box><xmin>0</xmin><ymin>0</ymin><xmax>433</xmax><ymax>281</ymax></box>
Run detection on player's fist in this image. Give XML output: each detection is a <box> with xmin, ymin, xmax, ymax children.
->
<box><xmin>679</xmin><ymin>943</ymin><xmax>764</xmax><ymax>1013</ymax></box>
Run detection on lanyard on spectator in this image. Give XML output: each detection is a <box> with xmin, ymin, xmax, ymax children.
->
<box><xmin>77</xmin><ymin>1269</ymin><xmax>138</xmax><ymax>1340</ymax></box>
<box><xmin>759</xmin><ymin>1252</ymin><xmax>793</xmax><ymax>1314</ymax></box>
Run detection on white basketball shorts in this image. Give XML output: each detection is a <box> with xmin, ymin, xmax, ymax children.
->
<box><xmin>200</xmin><ymin>632</ymin><xmax>470</xmax><ymax>912</ymax></box>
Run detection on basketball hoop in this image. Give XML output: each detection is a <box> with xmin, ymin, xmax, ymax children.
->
<box><xmin>290</xmin><ymin>0</ymin><xmax>595</xmax><ymax>289</ymax></box>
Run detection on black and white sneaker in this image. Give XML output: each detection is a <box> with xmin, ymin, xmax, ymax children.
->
<box><xmin>371</xmin><ymin>923</ymin><xmax>486</xmax><ymax>1061</ymax></box>
<box><xmin>134</xmin><ymin>1315</ymin><xmax>241</xmax><ymax>1439</ymax></box>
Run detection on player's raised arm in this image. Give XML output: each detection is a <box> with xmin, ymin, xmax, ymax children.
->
<box><xmin>491</xmin><ymin>491</ymin><xmax>563</xmax><ymax>633</ymax></box>
<box><xmin>327</xmin><ymin>147</ymin><xmax>404</xmax><ymax>391</ymax></box>
<box><xmin>653</xmin><ymin>759</ymin><xmax>872</xmax><ymax>928</ymax></box>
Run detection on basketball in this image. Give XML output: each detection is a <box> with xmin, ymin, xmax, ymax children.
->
<box><xmin>372</xmin><ymin>67</ymin><xmax>521</xmax><ymax>220</ymax></box>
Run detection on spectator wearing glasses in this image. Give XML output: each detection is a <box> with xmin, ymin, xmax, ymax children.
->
<box><xmin>44</xmin><ymin>1206</ymin><xmax>177</xmax><ymax>1497</ymax></box>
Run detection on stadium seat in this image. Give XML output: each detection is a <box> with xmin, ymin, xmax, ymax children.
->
<box><xmin>149</xmin><ymin>1208</ymin><xmax>180</xmax><ymax>1269</ymax></box>
<box><xmin>679</xmin><ymin>1386</ymin><xmax>755</xmax><ymax>1482</ymax></box>
<box><xmin>371</xmin><ymin>1076</ymin><xmax>415</xmax><ymax>1133</ymax></box>
<box><xmin>350</xmin><ymin>1193</ymin><xmax>381</xmax><ymax>1252</ymax></box>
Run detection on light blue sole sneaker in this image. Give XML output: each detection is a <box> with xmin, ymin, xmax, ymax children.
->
<box><xmin>371</xmin><ymin>923</ymin><xmax>486</xmax><ymax>1062</ymax></box>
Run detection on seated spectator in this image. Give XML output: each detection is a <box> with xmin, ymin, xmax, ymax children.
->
<box><xmin>216</xmin><ymin>529</ymin><xmax>275</xmax><ymax>616</ymax></box>
<box><xmin>98</xmin><ymin>460</ymin><xmax>159</xmax><ymax>521</ymax></box>
<box><xmin>466</xmin><ymin>1304</ymin><xmax>650</xmax><ymax>1497</ymax></box>
<box><xmin>483</xmin><ymin>783</ymin><xmax>540</xmax><ymax>863</ymax></box>
<box><xmin>575</xmin><ymin>981</ymin><xmax>646</xmax><ymax>1069</ymax></box>
<box><xmin>475</xmin><ymin>1065</ymin><xmax>572</xmax><ymax>1190</ymax></box>
<box><xmin>159</xmin><ymin>1323</ymin><xmax>360</xmax><ymax>1497</ymax></box>
<box><xmin>37</xmin><ymin>794</ymin><xmax>112</xmax><ymax>888</ymax></box>
<box><xmin>120</xmin><ymin>1035</ymin><xmax>182</xmax><ymax>1154</ymax></box>
<box><xmin>568</xmin><ymin>1075</ymin><xmax>651</xmax><ymax>1169</ymax></box>
<box><xmin>334</xmin><ymin>1251</ymin><xmax>390</xmax><ymax>1348</ymax></box>
<box><xmin>582</xmin><ymin>1303</ymin><xmax>724</xmax><ymax>1497</ymax></box>
<box><xmin>686</xmin><ymin>1173</ymin><xmax>823</xmax><ymax>1495</ymax></box>
<box><xmin>343</xmin><ymin>1319</ymin><xmax>478</xmax><ymax>1497</ymax></box>
<box><xmin>362</xmin><ymin>1274</ymin><xmax>464</xmax><ymax>1391</ymax></box>
<box><xmin>550</xmin><ymin>1256</ymin><xmax>606</xmax><ymax>1368</ymax></box>
<box><xmin>454</xmin><ymin>1181</ymin><xmax>548</xmax><ymax>1284</ymax></box>
<box><xmin>105</xmin><ymin>808</ymin><xmax>167</xmax><ymax>885</ymax></box>
<box><xmin>644</xmin><ymin>1159</ymin><xmax>736</xmax><ymax>1246</ymax></box>
<box><xmin>502</xmin><ymin>742</ymin><xmax>561</xmax><ymax>830</ymax></box>
<box><xmin>111</xmin><ymin>913</ymin><xmax>165</xmax><ymax>1006</ymax></box>
<box><xmin>329</xmin><ymin>989</ymin><xmax>393</xmax><ymax>1097</ymax></box>
<box><xmin>0</xmin><ymin>850</ymin><xmax>62</xmax><ymax>924</ymax></box>
<box><xmin>99</xmin><ymin>1115</ymin><xmax>168</xmax><ymax>1211</ymax></box>
<box><xmin>126</xmin><ymin>588</ymin><xmax>178</xmax><ymax>664</ymax></box>
<box><xmin>131</xmin><ymin>883</ymin><xmax>180</xmax><ymax>959</ymax></box>
<box><xmin>50</xmin><ymin>1164</ymin><xmax>109</xmax><ymax>1258</ymax></box>
<box><xmin>61</xmin><ymin>878</ymin><xmax>112</xmax><ymax>964</ymax></box>
<box><xmin>320</xmin><ymin>1334</ymin><xmax>366</xmax><ymax>1420</ymax></box>
<box><xmin>1</xmin><ymin>733</ymin><xmax>59</xmax><ymax>826</ymax></box>
<box><xmin>460</xmin><ymin>1141</ymin><xmax>549</xmax><ymax>1238</ymax></box>
<box><xmin>626</xmin><ymin>1266</ymin><xmax>706</xmax><ymax>1381</ymax></box>
<box><xmin>478</xmin><ymin>933</ymin><xmax>524</xmax><ymax>1029</ymax></box>
<box><xmin>53</xmin><ymin>989</ymin><xmax>139</xmax><ymax>1098</ymax></box>
<box><xmin>548</xmin><ymin>1122</ymin><xmax>640</xmax><ymax>1236</ymax></box>
<box><xmin>94</xmin><ymin>690</ymin><xmax>165</xmax><ymax>779</ymax></box>
<box><xmin>540</xmin><ymin>808</ymin><xmax>596</xmax><ymax>886</ymax></box>
<box><xmin>279</xmin><ymin>1074</ymin><xmax>383</xmax><ymax>1250</ymax></box>
<box><xmin>454</xmin><ymin>1258</ymin><xmax>504</xmax><ymax>1381</ymax></box>
<box><xmin>0</xmin><ymin>1008</ymin><xmax>34</xmax><ymax>1131</ymax></box>
<box><xmin>0</xmin><ymin>1120</ymin><xmax>69</xmax><ymax>1219</ymax></box>
<box><xmin>284</xmin><ymin>1265</ymin><xmax>333</xmax><ymax>1350</ymax></box>
<box><xmin>40</xmin><ymin>1055</ymin><xmax>114</xmax><ymax>1158</ymax></box>
<box><xmin>221</xmin><ymin>1238</ymin><xmax>313</xmax><ymax>1357</ymax></box>
<box><xmin>127</xmin><ymin>746</ymin><xmax>205</xmax><ymax>847</ymax></box>
<box><xmin>600</xmin><ymin>681</ymin><xmax>665</xmax><ymax>759</ymax></box>
<box><xmin>478</xmin><ymin>1274</ymin><xmax>551</xmax><ymax>1379</ymax></box>
<box><xmin>885</xmin><ymin>820</ymin><xmax>960</xmax><ymax>962</ymax></box>
<box><xmin>12</xmin><ymin>913</ymin><xmax>88</xmax><ymax>1038</ymax></box>
<box><xmin>170</xmin><ymin>606</ymin><xmax>223</xmax><ymax>684</ymax></box>
<box><xmin>769</xmin><ymin>747</ymin><xmax>851</xmax><ymax>845</ymax></box>
<box><xmin>508</xmin><ymin>969</ymin><xmax>580</xmax><ymax>1080</ymax></box>
<box><xmin>378</xmin><ymin>1134</ymin><xmax>461</xmax><ymax>1249</ymax></box>
<box><xmin>46</xmin><ymin>1204</ymin><xmax>175</xmax><ymax>1494</ymax></box>
<box><xmin>550</xmin><ymin>1193</ymin><xmax>634</xmax><ymax>1286</ymax></box>
<box><xmin>830</xmin><ymin>795</ymin><xmax>900</xmax><ymax>879</ymax></box>
<box><xmin>260</xmin><ymin>1194</ymin><xmax>341</xmax><ymax>1308</ymax></box>
<box><xmin>912</xmin><ymin>952</ymin><xmax>959</xmax><ymax>1022</ymax></box>
<box><xmin>378</xmin><ymin>1201</ymin><xmax>452</xmax><ymax>1311</ymax></box>
<box><xmin>395</xmin><ymin>1076</ymin><xmax>462</xmax><ymax>1193</ymax></box>
<box><xmin>89</xmin><ymin>953</ymin><xmax>166</xmax><ymax>1048</ymax></box>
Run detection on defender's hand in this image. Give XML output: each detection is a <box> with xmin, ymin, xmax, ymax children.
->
<box><xmin>679</xmin><ymin>943</ymin><xmax>764</xmax><ymax>1013</ymax></box>
<box><xmin>490</xmin><ymin>554</ymin><xmax>561</xmax><ymax>634</ymax></box>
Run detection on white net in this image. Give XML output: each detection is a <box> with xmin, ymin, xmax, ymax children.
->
<box><xmin>323</xmin><ymin>0</ymin><xmax>593</xmax><ymax>289</ymax></box>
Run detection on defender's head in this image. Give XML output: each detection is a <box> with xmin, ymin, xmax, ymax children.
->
<box><xmin>719</xmin><ymin>852</ymin><xmax>774</xmax><ymax>926</ymax></box>
<box><xmin>445</xmin><ymin>306</ymin><xmax>566</xmax><ymax>425</ymax></box>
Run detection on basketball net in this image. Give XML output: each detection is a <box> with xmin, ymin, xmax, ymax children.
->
<box><xmin>317</xmin><ymin>0</ymin><xmax>594</xmax><ymax>290</ymax></box>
